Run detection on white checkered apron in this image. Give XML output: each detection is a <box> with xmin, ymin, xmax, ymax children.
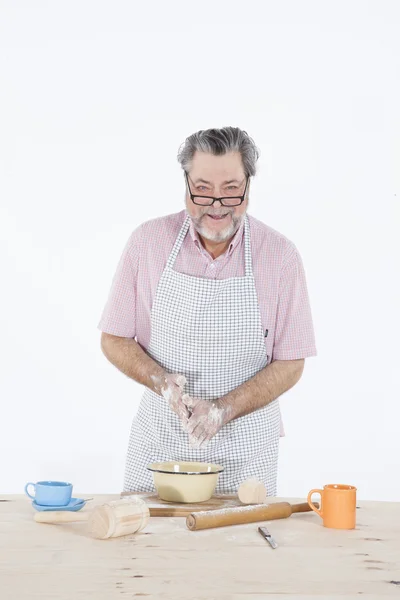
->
<box><xmin>123</xmin><ymin>215</ymin><xmax>281</xmax><ymax>495</ymax></box>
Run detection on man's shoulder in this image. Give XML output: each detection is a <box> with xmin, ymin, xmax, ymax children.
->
<box><xmin>141</xmin><ymin>210</ymin><xmax>187</xmax><ymax>232</ymax></box>
<box><xmin>248</xmin><ymin>214</ymin><xmax>297</xmax><ymax>257</ymax></box>
<box><xmin>127</xmin><ymin>210</ymin><xmax>187</xmax><ymax>248</ymax></box>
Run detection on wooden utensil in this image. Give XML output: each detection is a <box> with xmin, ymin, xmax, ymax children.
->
<box><xmin>186</xmin><ymin>500</ymin><xmax>319</xmax><ymax>531</ymax></box>
<box><xmin>121</xmin><ymin>492</ymin><xmax>243</xmax><ymax>516</ymax></box>
<box><xmin>34</xmin><ymin>497</ymin><xmax>149</xmax><ymax>539</ymax></box>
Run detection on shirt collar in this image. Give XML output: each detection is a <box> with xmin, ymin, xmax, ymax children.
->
<box><xmin>187</xmin><ymin>213</ymin><xmax>245</xmax><ymax>257</ymax></box>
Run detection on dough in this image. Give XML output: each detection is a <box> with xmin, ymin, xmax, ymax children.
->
<box><xmin>238</xmin><ymin>478</ymin><xmax>268</xmax><ymax>504</ymax></box>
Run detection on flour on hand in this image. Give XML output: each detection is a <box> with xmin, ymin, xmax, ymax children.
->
<box><xmin>182</xmin><ymin>395</ymin><xmax>230</xmax><ymax>449</ymax></box>
<box><xmin>152</xmin><ymin>373</ymin><xmax>189</xmax><ymax>428</ymax></box>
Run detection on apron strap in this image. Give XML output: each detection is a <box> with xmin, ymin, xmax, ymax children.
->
<box><xmin>167</xmin><ymin>214</ymin><xmax>253</xmax><ymax>276</ymax></box>
<box><xmin>166</xmin><ymin>215</ymin><xmax>191</xmax><ymax>269</ymax></box>
<box><xmin>243</xmin><ymin>215</ymin><xmax>253</xmax><ymax>277</ymax></box>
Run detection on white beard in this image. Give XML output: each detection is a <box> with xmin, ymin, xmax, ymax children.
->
<box><xmin>191</xmin><ymin>211</ymin><xmax>246</xmax><ymax>243</ymax></box>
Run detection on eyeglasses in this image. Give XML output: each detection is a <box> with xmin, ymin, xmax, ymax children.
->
<box><xmin>185</xmin><ymin>172</ymin><xmax>249</xmax><ymax>207</ymax></box>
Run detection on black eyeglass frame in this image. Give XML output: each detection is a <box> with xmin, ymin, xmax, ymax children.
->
<box><xmin>184</xmin><ymin>171</ymin><xmax>249</xmax><ymax>207</ymax></box>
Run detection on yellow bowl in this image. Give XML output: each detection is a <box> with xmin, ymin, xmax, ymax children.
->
<box><xmin>147</xmin><ymin>461</ymin><xmax>224</xmax><ymax>503</ymax></box>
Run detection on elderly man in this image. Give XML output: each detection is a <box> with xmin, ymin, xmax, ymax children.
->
<box><xmin>98</xmin><ymin>126</ymin><xmax>317</xmax><ymax>495</ymax></box>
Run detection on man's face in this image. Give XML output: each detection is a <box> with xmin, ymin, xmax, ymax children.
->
<box><xmin>185</xmin><ymin>151</ymin><xmax>249</xmax><ymax>244</ymax></box>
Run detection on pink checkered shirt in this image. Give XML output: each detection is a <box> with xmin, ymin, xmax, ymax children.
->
<box><xmin>98</xmin><ymin>210</ymin><xmax>317</xmax><ymax>366</ymax></box>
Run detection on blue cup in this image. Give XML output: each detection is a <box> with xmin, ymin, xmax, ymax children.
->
<box><xmin>24</xmin><ymin>481</ymin><xmax>73</xmax><ymax>506</ymax></box>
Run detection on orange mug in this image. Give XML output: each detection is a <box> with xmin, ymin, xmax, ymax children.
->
<box><xmin>307</xmin><ymin>484</ymin><xmax>357</xmax><ymax>529</ymax></box>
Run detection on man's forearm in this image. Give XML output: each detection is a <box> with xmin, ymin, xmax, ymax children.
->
<box><xmin>218</xmin><ymin>359</ymin><xmax>305</xmax><ymax>423</ymax></box>
<box><xmin>100</xmin><ymin>333</ymin><xmax>166</xmax><ymax>394</ymax></box>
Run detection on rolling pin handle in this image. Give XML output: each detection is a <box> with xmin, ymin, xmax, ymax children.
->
<box><xmin>291</xmin><ymin>501</ymin><xmax>320</xmax><ymax>513</ymax></box>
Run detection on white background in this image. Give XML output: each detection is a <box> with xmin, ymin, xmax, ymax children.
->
<box><xmin>1</xmin><ymin>1</ymin><xmax>399</xmax><ymax>501</ymax></box>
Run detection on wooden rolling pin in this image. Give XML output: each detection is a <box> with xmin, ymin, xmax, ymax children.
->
<box><xmin>34</xmin><ymin>497</ymin><xmax>149</xmax><ymax>539</ymax></box>
<box><xmin>186</xmin><ymin>500</ymin><xmax>319</xmax><ymax>531</ymax></box>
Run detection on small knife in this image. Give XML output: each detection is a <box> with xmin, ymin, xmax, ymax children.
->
<box><xmin>258</xmin><ymin>526</ymin><xmax>278</xmax><ymax>549</ymax></box>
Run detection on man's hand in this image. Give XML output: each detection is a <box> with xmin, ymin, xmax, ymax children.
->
<box><xmin>182</xmin><ymin>394</ymin><xmax>232</xmax><ymax>448</ymax></box>
<box><xmin>152</xmin><ymin>373</ymin><xmax>190</xmax><ymax>427</ymax></box>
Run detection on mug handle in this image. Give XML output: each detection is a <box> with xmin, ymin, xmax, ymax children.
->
<box><xmin>24</xmin><ymin>483</ymin><xmax>36</xmax><ymax>499</ymax></box>
<box><xmin>307</xmin><ymin>489</ymin><xmax>323</xmax><ymax>518</ymax></box>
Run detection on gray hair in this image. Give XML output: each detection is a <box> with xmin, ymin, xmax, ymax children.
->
<box><xmin>177</xmin><ymin>126</ymin><xmax>260</xmax><ymax>177</ymax></box>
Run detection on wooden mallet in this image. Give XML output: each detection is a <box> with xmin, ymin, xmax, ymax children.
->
<box><xmin>34</xmin><ymin>496</ymin><xmax>150</xmax><ymax>539</ymax></box>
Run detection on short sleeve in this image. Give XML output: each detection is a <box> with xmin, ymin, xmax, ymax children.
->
<box><xmin>97</xmin><ymin>227</ymin><xmax>141</xmax><ymax>338</ymax></box>
<box><xmin>272</xmin><ymin>245</ymin><xmax>317</xmax><ymax>361</ymax></box>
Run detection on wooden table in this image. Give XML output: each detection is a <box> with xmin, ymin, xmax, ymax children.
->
<box><xmin>1</xmin><ymin>494</ymin><xmax>399</xmax><ymax>599</ymax></box>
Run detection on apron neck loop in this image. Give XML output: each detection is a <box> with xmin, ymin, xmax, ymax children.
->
<box><xmin>243</xmin><ymin>216</ymin><xmax>252</xmax><ymax>277</ymax></box>
<box><xmin>166</xmin><ymin>216</ymin><xmax>191</xmax><ymax>269</ymax></box>
<box><xmin>167</xmin><ymin>215</ymin><xmax>252</xmax><ymax>277</ymax></box>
